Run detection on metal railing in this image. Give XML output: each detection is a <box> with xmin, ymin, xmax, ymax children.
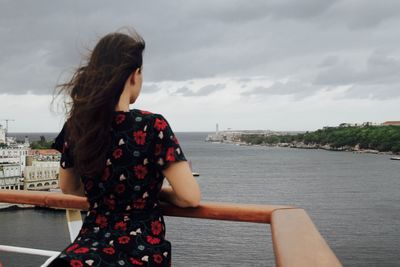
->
<box><xmin>0</xmin><ymin>189</ymin><xmax>342</xmax><ymax>267</ymax></box>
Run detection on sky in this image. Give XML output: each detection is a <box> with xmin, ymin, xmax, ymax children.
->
<box><xmin>0</xmin><ymin>0</ymin><xmax>399</xmax><ymax>132</ymax></box>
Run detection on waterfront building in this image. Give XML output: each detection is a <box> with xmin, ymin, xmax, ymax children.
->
<box><xmin>0</xmin><ymin>147</ymin><xmax>29</xmax><ymax>176</ymax></box>
<box><xmin>339</xmin><ymin>123</ymin><xmax>357</xmax><ymax>128</ymax></box>
<box><xmin>24</xmin><ymin>160</ymin><xmax>59</xmax><ymax>190</ymax></box>
<box><xmin>205</xmin><ymin>122</ymin><xmax>304</xmax><ymax>143</ymax></box>
<box><xmin>0</xmin><ymin>124</ymin><xmax>5</xmax><ymax>144</ymax></box>
<box><xmin>206</xmin><ymin>128</ymin><xmax>277</xmax><ymax>143</ymax></box>
<box><xmin>24</xmin><ymin>149</ymin><xmax>61</xmax><ymax>191</ymax></box>
<box><xmin>382</xmin><ymin>121</ymin><xmax>400</xmax><ymax>126</ymax></box>
<box><xmin>0</xmin><ymin>163</ymin><xmax>23</xmax><ymax>190</ymax></box>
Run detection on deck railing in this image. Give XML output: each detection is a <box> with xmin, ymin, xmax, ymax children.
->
<box><xmin>0</xmin><ymin>189</ymin><xmax>342</xmax><ymax>267</ymax></box>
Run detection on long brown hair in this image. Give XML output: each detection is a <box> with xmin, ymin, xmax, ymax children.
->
<box><xmin>52</xmin><ymin>29</ymin><xmax>145</xmax><ymax>178</ymax></box>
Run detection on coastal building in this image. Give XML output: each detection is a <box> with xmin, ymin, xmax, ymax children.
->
<box><xmin>23</xmin><ymin>149</ymin><xmax>61</xmax><ymax>190</ymax></box>
<box><xmin>0</xmin><ymin>147</ymin><xmax>29</xmax><ymax>176</ymax></box>
<box><xmin>206</xmin><ymin>123</ymin><xmax>306</xmax><ymax>143</ymax></box>
<box><xmin>0</xmin><ymin>135</ymin><xmax>62</xmax><ymax>191</ymax></box>
<box><xmin>0</xmin><ymin>124</ymin><xmax>5</xmax><ymax>144</ymax></box>
<box><xmin>206</xmin><ymin>129</ymin><xmax>277</xmax><ymax>143</ymax></box>
<box><xmin>29</xmin><ymin>149</ymin><xmax>60</xmax><ymax>161</ymax></box>
<box><xmin>0</xmin><ymin>142</ymin><xmax>30</xmax><ymax>190</ymax></box>
<box><xmin>24</xmin><ymin>160</ymin><xmax>59</xmax><ymax>190</ymax></box>
<box><xmin>382</xmin><ymin>121</ymin><xmax>400</xmax><ymax>126</ymax></box>
<box><xmin>0</xmin><ymin>163</ymin><xmax>23</xmax><ymax>190</ymax></box>
<box><xmin>339</xmin><ymin>123</ymin><xmax>355</xmax><ymax>128</ymax></box>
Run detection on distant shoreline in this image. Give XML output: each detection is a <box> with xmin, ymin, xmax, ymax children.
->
<box><xmin>207</xmin><ymin>140</ymin><xmax>399</xmax><ymax>156</ymax></box>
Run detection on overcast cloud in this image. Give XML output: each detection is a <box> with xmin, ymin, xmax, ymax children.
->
<box><xmin>0</xmin><ymin>0</ymin><xmax>399</xmax><ymax>132</ymax></box>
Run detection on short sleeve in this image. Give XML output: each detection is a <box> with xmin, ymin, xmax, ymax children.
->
<box><xmin>150</xmin><ymin>114</ymin><xmax>187</xmax><ymax>170</ymax></box>
<box><xmin>51</xmin><ymin>122</ymin><xmax>74</xmax><ymax>169</ymax></box>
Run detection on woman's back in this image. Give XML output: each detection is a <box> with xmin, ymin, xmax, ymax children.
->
<box><xmin>49</xmin><ymin>108</ymin><xmax>186</xmax><ymax>267</ymax></box>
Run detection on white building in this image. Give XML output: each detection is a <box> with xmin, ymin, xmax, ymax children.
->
<box><xmin>0</xmin><ymin>163</ymin><xmax>23</xmax><ymax>190</ymax></box>
<box><xmin>24</xmin><ymin>160</ymin><xmax>59</xmax><ymax>190</ymax></box>
<box><xmin>0</xmin><ymin>124</ymin><xmax>5</xmax><ymax>144</ymax></box>
<box><xmin>0</xmin><ymin>147</ymin><xmax>29</xmax><ymax>175</ymax></box>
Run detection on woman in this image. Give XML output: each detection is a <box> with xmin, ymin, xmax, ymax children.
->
<box><xmin>48</xmin><ymin>29</ymin><xmax>201</xmax><ymax>267</ymax></box>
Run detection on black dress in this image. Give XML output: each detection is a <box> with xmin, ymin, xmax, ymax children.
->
<box><xmin>48</xmin><ymin>109</ymin><xmax>187</xmax><ymax>267</ymax></box>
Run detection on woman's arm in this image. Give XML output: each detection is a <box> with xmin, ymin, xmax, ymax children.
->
<box><xmin>158</xmin><ymin>186</ymin><xmax>197</xmax><ymax>207</ymax></box>
<box><xmin>158</xmin><ymin>161</ymin><xmax>201</xmax><ymax>208</ymax></box>
<box><xmin>59</xmin><ymin>167</ymin><xmax>85</xmax><ymax>197</ymax></box>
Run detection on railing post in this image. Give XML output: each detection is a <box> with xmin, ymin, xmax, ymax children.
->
<box><xmin>66</xmin><ymin>209</ymin><xmax>83</xmax><ymax>242</ymax></box>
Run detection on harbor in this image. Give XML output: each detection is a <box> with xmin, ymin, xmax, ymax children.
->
<box><xmin>206</xmin><ymin>121</ymin><xmax>400</xmax><ymax>157</ymax></box>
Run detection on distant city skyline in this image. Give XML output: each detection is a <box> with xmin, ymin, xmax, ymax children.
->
<box><xmin>1</xmin><ymin>1</ymin><xmax>400</xmax><ymax>132</ymax></box>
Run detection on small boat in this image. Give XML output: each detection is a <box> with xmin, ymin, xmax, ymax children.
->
<box><xmin>390</xmin><ymin>156</ymin><xmax>400</xmax><ymax>160</ymax></box>
<box><xmin>188</xmin><ymin>160</ymin><xmax>200</xmax><ymax>177</ymax></box>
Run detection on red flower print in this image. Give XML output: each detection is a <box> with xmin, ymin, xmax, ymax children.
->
<box><xmin>104</xmin><ymin>196</ymin><xmax>116</xmax><ymax>210</ymax></box>
<box><xmin>133</xmin><ymin>131</ymin><xmax>147</xmax><ymax>145</ymax></box>
<box><xmin>146</xmin><ymin>235</ymin><xmax>161</xmax><ymax>245</ymax></box>
<box><xmin>140</xmin><ymin>110</ymin><xmax>153</xmax><ymax>115</ymax></box>
<box><xmin>102</xmin><ymin>247</ymin><xmax>115</xmax><ymax>255</ymax></box>
<box><xmin>115</xmin><ymin>183</ymin><xmax>125</xmax><ymax>194</ymax></box>
<box><xmin>101</xmin><ymin>167</ymin><xmax>110</xmax><ymax>181</ymax></box>
<box><xmin>118</xmin><ymin>236</ymin><xmax>130</xmax><ymax>244</ymax></box>
<box><xmin>115</xmin><ymin>114</ymin><xmax>126</xmax><ymax>124</ymax></box>
<box><xmin>133</xmin><ymin>198</ymin><xmax>146</xmax><ymax>209</ymax></box>
<box><xmin>134</xmin><ymin>165</ymin><xmax>148</xmax><ymax>179</ymax></box>
<box><xmin>129</xmin><ymin>257</ymin><xmax>144</xmax><ymax>265</ymax></box>
<box><xmin>74</xmin><ymin>247</ymin><xmax>89</xmax><ymax>254</ymax></box>
<box><xmin>113</xmin><ymin>148</ymin><xmax>123</xmax><ymax>159</ymax></box>
<box><xmin>114</xmin><ymin>221</ymin><xmax>127</xmax><ymax>230</ymax></box>
<box><xmin>166</xmin><ymin>147</ymin><xmax>175</xmax><ymax>161</ymax></box>
<box><xmin>154</xmin><ymin>118</ymin><xmax>168</xmax><ymax>131</ymax></box>
<box><xmin>66</xmin><ymin>243</ymin><xmax>79</xmax><ymax>252</ymax></box>
<box><xmin>151</xmin><ymin>220</ymin><xmax>163</xmax><ymax>235</ymax></box>
<box><xmin>153</xmin><ymin>254</ymin><xmax>163</xmax><ymax>264</ymax></box>
<box><xmin>70</xmin><ymin>259</ymin><xmax>83</xmax><ymax>267</ymax></box>
<box><xmin>155</xmin><ymin>144</ymin><xmax>162</xmax><ymax>156</ymax></box>
<box><xmin>95</xmin><ymin>214</ymin><xmax>108</xmax><ymax>228</ymax></box>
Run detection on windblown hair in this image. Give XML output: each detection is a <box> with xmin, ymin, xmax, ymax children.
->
<box><xmin>52</xmin><ymin>29</ymin><xmax>145</xmax><ymax>178</ymax></box>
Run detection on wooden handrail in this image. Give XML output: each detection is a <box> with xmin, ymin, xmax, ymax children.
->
<box><xmin>271</xmin><ymin>209</ymin><xmax>342</xmax><ymax>267</ymax></box>
<box><xmin>0</xmin><ymin>190</ymin><xmax>286</xmax><ymax>223</ymax></box>
<box><xmin>0</xmin><ymin>189</ymin><xmax>342</xmax><ymax>267</ymax></box>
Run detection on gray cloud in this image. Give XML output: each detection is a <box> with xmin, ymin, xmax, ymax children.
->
<box><xmin>141</xmin><ymin>84</ymin><xmax>161</xmax><ymax>94</ymax></box>
<box><xmin>0</xmin><ymin>0</ymin><xmax>400</xmax><ymax>102</ymax></box>
<box><xmin>331</xmin><ymin>0</ymin><xmax>400</xmax><ymax>30</ymax></box>
<box><xmin>340</xmin><ymin>84</ymin><xmax>400</xmax><ymax>100</ymax></box>
<box><xmin>314</xmin><ymin>51</ymin><xmax>400</xmax><ymax>86</ymax></box>
<box><xmin>317</xmin><ymin>55</ymin><xmax>339</xmax><ymax>68</ymax></box>
<box><xmin>171</xmin><ymin>83</ymin><xmax>225</xmax><ymax>97</ymax></box>
<box><xmin>241</xmin><ymin>81</ymin><xmax>318</xmax><ymax>100</ymax></box>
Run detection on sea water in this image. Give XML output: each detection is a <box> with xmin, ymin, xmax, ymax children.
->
<box><xmin>1</xmin><ymin>132</ymin><xmax>399</xmax><ymax>266</ymax></box>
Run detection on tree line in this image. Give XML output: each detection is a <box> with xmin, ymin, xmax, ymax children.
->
<box><xmin>240</xmin><ymin>126</ymin><xmax>400</xmax><ymax>153</ymax></box>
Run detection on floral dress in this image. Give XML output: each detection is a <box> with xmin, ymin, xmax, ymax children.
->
<box><xmin>48</xmin><ymin>109</ymin><xmax>187</xmax><ymax>267</ymax></box>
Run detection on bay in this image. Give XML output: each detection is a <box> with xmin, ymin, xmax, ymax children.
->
<box><xmin>1</xmin><ymin>132</ymin><xmax>399</xmax><ymax>266</ymax></box>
